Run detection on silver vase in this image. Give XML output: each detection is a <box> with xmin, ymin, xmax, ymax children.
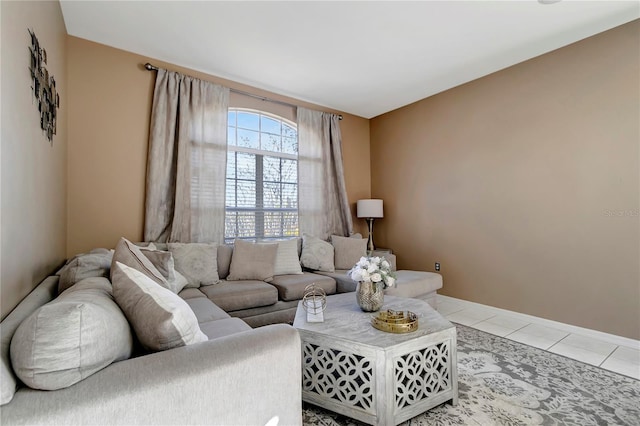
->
<box><xmin>356</xmin><ymin>281</ymin><xmax>384</xmax><ymax>312</ymax></box>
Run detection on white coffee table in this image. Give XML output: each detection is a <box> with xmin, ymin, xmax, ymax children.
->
<box><xmin>294</xmin><ymin>293</ymin><xmax>457</xmax><ymax>426</ymax></box>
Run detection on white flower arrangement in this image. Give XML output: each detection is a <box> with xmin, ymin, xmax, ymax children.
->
<box><xmin>348</xmin><ymin>256</ymin><xmax>396</xmax><ymax>289</ymax></box>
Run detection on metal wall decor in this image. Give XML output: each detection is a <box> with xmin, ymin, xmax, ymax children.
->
<box><xmin>29</xmin><ymin>29</ymin><xmax>60</xmax><ymax>143</ymax></box>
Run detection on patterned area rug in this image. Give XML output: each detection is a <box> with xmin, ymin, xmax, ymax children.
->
<box><xmin>302</xmin><ymin>324</ymin><xmax>640</xmax><ymax>426</ymax></box>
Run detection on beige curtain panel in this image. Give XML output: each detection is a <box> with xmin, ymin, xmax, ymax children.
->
<box><xmin>144</xmin><ymin>69</ymin><xmax>229</xmax><ymax>243</ymax></box>
<box><xmin>298</xmin><ymin>107</ymin><xmax>354</xmax><ymax>239</ymax></box>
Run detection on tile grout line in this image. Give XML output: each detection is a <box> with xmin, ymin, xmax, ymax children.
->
<box><xmin>542</xmin><ymin>336</ymin><xmax>565</xmax><ymax>351</ymax></box>
<box><xmin>598</xmin><ymin>346</ymin><xmax>620</xmax><ymax>367</ymax></box>
<box><xmin>504</xmin><ymin>322</ymin><xmax>531</xmax><ymax>338</ymax></box>
<box><xmin>468</xmin><ymin>314</ymin><xmax>497</xmax><ymax>326</ymax></box>
<box><xmin>441</xmin><ymin>308</ymin><xmax>466</xmax><ymax>316</ymax></box>
<box><xmin>548</xmin><ymin>333</ymin><xmax>571</xmax><ymax>350</ymax></box>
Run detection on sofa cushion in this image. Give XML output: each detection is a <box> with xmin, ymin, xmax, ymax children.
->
<box><xmin>274</xmin><ymin>238</ymin><xmax>303</xmax><ymax>276</ymax></box>
<box><xmin>56</xmin><ymin>249</ymin><xmax>113</xmax><ymax>294</ymax></box>
<box><xmin>199</xmin><ymin>280</ymin><xmax>278</xmax><ymax>312</ymax></box>
<box><xmin>331</xmin><ymin>235</ymin><xmax>367</xmax><ymax>270</ymax></box>
<box><xmin>184</xmin><ymin>297</ymin><xmax>230</xmax><ymax>323</ymax></box>
<box><xmin>178</xmin><ymin>288</ymin><xmax>207</xmax><ymax>300</ymax></box>
<box><xmin>140</xmin><ymin>244</ymin><xmax>189</xmax><ymax>294</ymax></box>
<box><xmin>227</xmin><ymin>239</ymin><xmax>278</xmax><ymax>282</ymax></box>
<box><xmin>300</xmin><ymin>234</ymin><xmax>334</xmax><ymax>272</ymax></box>
<box><xmin>111</xmin><ymin>237</ymin><xmax>167</xmax><ymax>288</ymax></box>
<box><xmin>152</xmin><ymin>242</ymin><xmax>168</xmax><ymax>251</ymax></box>
<box><xmin>168</xmin><ymin>243</ymin><xmax>219</xmax><ymax>288</ymax></box>
<box><xmin>384</xmin><ymin>270</ymin><xmax>443</xmax><ymax>298</ymax></box>
<box><xmin>217</xmin><ymin>244</ymin><xmax>233</xmax><ymax>279</ymax></box>
<box><xmin>315</xmin><ymin>270</ymin><xmax>357</xmax><ymax>293</ymax></box>
<box><xmin>317</xmin><ymin>269</ymin><xmax>443</xmax><ymax>297</ymax></box>
<box><xmin>10</xmin><ymin>277</ymin><xmax>134</xmax><ymax>391</ymax></box>
<box><xmin>226</xmin><ymin>299</ymin><xmax>300</xmax><ymax>320</ymax></box>
<box><xmin>112</xmin><ymin>262</ymin><xmax>208</xmax><ymax>351</ymax></box>
<box><xmin>316</xmin><ymin>254</ymin><xmax>396</xmax><ymax>293</ymax></box>
<box><xmin>198</xmin><ymin>318</ymin><xmax>252</xmax><ymax>340</ymax></box>
<box><xmin>269</xmin><ymin>272</ymin><xmax>337</xmax><ymax>302</ymax></box>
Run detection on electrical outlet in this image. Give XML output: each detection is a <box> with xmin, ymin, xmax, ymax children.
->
<box><xmin>435</xmin><ymin>262</ymin><xmax>441</xmax><ymax>271</ymax></box>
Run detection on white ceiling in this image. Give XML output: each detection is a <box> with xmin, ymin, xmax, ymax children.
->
<box><xmin>60</xmin><ymin>1</ymin><xmax>639</xmax><ymax>119</ymax></box>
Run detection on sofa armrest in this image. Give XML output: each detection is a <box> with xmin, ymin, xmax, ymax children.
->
<box><xmin>1</xmin><ymin>324</ymin><xmax>302</xmax><ymax>426</ymax></box>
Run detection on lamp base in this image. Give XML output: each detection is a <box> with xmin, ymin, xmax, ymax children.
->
<box><xmin>366</xmin><ymin>218</ymin><xmax>376</xmax><ymax>254</ymax></box>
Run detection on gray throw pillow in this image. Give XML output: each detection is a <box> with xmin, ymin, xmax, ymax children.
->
<box><xmin>10</xmin><ymin>277</ymin><xmax>134</xmax><ymax>391</ymax></box>
<box><xmin>168</xmin><ymin>243</ymin><xmax>219</xmax><ymax>288</ymax></box>
<box><xmin>227</xmin><ymin>239</ymin><xmax>278</xmax><ymax>282</ymax></box>
<box><xmin>331</xmin><ymin>235</ymin><xmax>368</xmax><ymax>270</ymax></box>
<box><xmin>140</xmin><ymin>244</ymin><xmax>189</xmax><ymax>294</ymax></box>
<box><xmin>56</xmin><ymin>248</ymin><xmax>113</xmax><ymax>294</ymax></box>
<box><xmin>111</xmin><ymin>262</ymin><xmax>208</xmax><ymax>351</ymax></box>
<box><xmin>111</xmin><ymin>237</ymin><xmax>168</xmax><ymax>288</ymax></box>
<box><xmin>300</xmin><ymin>234</ymin><xmax>335</xmax><ymax>272</ymax></box>
<box><xmin>217</xmin><ymin>244</ymin><xmax>234</xmax><ymax>279</ymax></box>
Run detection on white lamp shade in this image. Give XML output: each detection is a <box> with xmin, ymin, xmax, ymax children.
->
<box><xmin>357</xmin><ymin>199</ymin><xmax>383</xmax><ymax>218</ymax></box>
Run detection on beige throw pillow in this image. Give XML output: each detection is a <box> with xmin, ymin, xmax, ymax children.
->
<box><xmin>111</xmin><ymin>262</ymin><xmax>208</xmax><ymax>351</ymax></box>
<box><xmin>300</xmin><ymin>234</ymin><xmax>335</xmax><ymax>272</ymax></box>
<box><xmin>331</xmin><ymin>235</ymin><xmax>368</xmax><ymax>270</ymax></box>
<box><xmin>168</xmin><ymin>243</ymin><xmax>219</xmax><ymax>288</ymax></box>
<box><xmin>227</xmin><ymin>239</ymin><xmax>278</xmax><ymax>282</ymax></box>
<box><xmin>10</xmin><ymin>277</ymin><xmax>134</xmax><ymax>390</ymax></box>
<box><xmin>273</xmin><ymin>238</ymin><xmax>303</xmax><ymax>276</ymax></box>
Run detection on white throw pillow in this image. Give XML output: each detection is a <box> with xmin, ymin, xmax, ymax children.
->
<box><xmin>300</xmin><ymin>234</ymin><xmax>335</xmax><ymax>272</ymax></box>
<box><xmin>112</xmin><ymin>262</ymin><xmax>208</xmax><ymax>351</ymax></box>
<box><xmin>273</xmin><ymin>238</ymin><xmax>303</xmax><ymax>276</ymax></box>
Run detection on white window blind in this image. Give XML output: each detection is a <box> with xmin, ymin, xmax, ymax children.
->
<box><xmin>225</xmin><ymin>109</ymin><xmax>299</xmax><ymax>242</ymax></box>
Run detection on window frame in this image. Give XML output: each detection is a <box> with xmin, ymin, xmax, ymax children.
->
<box><xmin>225</xmin><ymin>108</ymin><xmax>299</xmax><ymax>243</ymax></box>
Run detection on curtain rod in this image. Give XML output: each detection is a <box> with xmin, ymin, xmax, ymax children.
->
<box><xmin>143</xmin><ymin>63</ymin><xmax>343</xmax><ymax>120</ymax></box>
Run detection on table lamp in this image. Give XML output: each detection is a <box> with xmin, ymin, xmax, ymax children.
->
<box><xmin>357</xmin><ymin>199</ymin><xmax>384</xmax><ymax>253</ymax></box>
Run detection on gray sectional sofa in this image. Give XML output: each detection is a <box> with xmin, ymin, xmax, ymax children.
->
<box><xmin>196</xmin><ymin>243</ymin><xmax>336</xmax><ymax>327</ymax></box>
<box><xmin>0</xmin><ymin>237</ymin><xmax>443</xmax><ymax>425</ymax></box>
<box><xmin>180</xmin><ymin>242</ymin><xmax>441</xmax><ymax>327</ymax></box>
<box><xmin>0</xmin><ymin>275</ymin><xmax>302</xmax><ymax>425</ymax></box>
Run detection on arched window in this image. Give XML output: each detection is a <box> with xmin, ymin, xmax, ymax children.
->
<box><xmin>225</xmin><ymin>109</ymin><xmax>298</xmax><ymax>242</ymax></box>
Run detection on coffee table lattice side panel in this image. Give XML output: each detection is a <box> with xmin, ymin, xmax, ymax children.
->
<box><xmin>302</xmin><ymin>342</ymin><xmax>375</xmax><ymax>414</ymax></box>
<box><xmin>394</xmin><ymin>341</ymin><xmax>451</xmax><ymax>410</ymax></box>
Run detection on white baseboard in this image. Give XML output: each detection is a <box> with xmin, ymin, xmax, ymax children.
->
<box><xmin>437</xmin><ymin>294</ymin><xmax>640</xmax><ymax>350</ymax></box>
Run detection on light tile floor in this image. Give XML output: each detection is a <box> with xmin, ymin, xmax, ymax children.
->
<box><xmin>437</xmin><ymin>295</ymin><xmax>640</xmax><ymax>380</ymax></box>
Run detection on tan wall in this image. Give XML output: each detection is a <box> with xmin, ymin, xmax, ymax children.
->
<box><xmin>66</xmin><ymin>37</ymin><xmax>370</xmax><ymax>256</ymax></box>
<box><xmin>1</xmin><ymin>1</ymin><xmax>68</xmax><ymax>319</ymax></box>
<box><xmin>370</xmin><ymin>20</ymin><xmax>640</xmax><ymax>339</ymax></box>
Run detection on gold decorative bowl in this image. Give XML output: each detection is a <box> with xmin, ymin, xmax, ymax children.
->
<box><xmin>371</xmin><ymin>309</ymin><xmax>418</xmax><ymax>333</ymax></box>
